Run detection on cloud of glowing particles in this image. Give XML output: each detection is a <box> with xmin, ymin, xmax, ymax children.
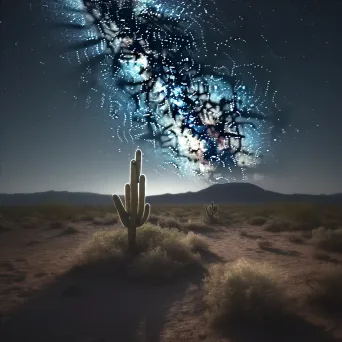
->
<box><xmin>45</xmin><ymin>0</ymin><xmax>285</xmax><ymax>183</ymax></box>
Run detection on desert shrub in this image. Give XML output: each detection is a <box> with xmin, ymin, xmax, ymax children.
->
<box><xmin>288</xmin><ymin>206</ymin><xmax>323</xmax><ymax>230</ymax></box>
<box><xmin>287</xmin><ymin>232</ymin><xmax>305</xmax><ymax>244</ymax></box>
<box><xmin>204</xmin><ymin>258</ymin><xmax>289</xmax><ymax>327</ymax></box>
<box><xmin>239</xmin><ymin>229</ymin><xmax>248</xmax><ymax>237</ymax></box>
<box><xmin>203</xmin><ymin>215</ymin><xmax>220</xmax><ymax>225</ymax></box>
<box><xmin>127</xmin><ymin>247</ymin><xmax>183</xmax><ymax>279</ymax></box>
<box><xmin>183</xmin><ymin>231</ymin><xmax>209</xmax><ymax>250</ymax></box>
<box><xmin>49</xmin><ymin>221</ymin><xmax>65</xmax><ymax>229</ymax></box>
<box><xmin>148</xmin><ymin>215</ymin><xmax>182</xmax><ymax>230</ymax></box>
<box><xmin>80</xmin><ymin>223</ymin><xmax>206</xmax><ymax>279</ymax></box>
<box><xmin>307</xmin><ymin>265</ymin><xmax>342</xmax><ymax>313</ymax></box>
<box><xmin>257</xmin><ymin>239</ymin><xmax>273</xmax><ymax>249</ymax></box>
<box><xmin>249</xmin><ymin>216</ymin><xmax>267</xmax><ymax>226</ymax></box>
<box><xmin>92</xmin><ymin>214</ymin><xmax>118</xmax><ymax>225</ymax></box>
<box><xmin>311</xmin><ymin>250</ymin><xmax>333</xmax><ymax>262</ymax></box>
<box><xmin>61</xmin><ymin>225</ymin><xmax>79</xmax><ymax>235</ymax></box>
<box><xmin>183</xmin><ymin>220</ymin><xmax>211</xmax><ymax>232</ymax></box>
<box><xmin>264</xmin><ymin>218</ymin><xmax>297</xmax><ymax>232</ymax></box>
<box><xmin>158</xmin><ymin>216</ymin><xmax>183</xmax><ymax>229</ymax></box>
<box><xmin>311</xmin><ymin>227</ymin><xmax>342</xmax><ymax>253</ymax></box>
<box><xmin>148</xmin><ymin>214</ymin><xmax>160</xmax><ymax>225</ymax></box>
<box><xmin>301</xmin><ymin>230</ymin><xmax>312</xmax><ymax>239</ymax></box>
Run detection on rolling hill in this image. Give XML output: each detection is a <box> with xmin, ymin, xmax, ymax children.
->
<box><xmin>0</xmin><ymin>183</ymin><xmax>342</xmax><ymax>206</ymax></box>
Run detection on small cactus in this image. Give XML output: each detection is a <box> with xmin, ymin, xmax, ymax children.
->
<box><xmin>204</xmin><ymin>201</ymin><xmax>218</xmax><ymax>219</ymax></box>
<box><xmin>113</xmin><ymin>149</ymin><xmax>150</xmax><ymax>251</ymax></box>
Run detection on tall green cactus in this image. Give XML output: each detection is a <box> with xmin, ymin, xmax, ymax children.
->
<box><xmin>204</xmin><ymin>201</ymin><xmax>218</xmax><ymax>219</ymax></box>
<box><xmin>113</xmin><ymin>149</ymin><xmax>150</xmax><ymax>251</ymax></box>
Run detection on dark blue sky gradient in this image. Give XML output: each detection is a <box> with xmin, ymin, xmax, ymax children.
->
<box><xmin>1</xmin><ymin>0</ymin><xmax>342</xmax><ymax>195</ymax></box>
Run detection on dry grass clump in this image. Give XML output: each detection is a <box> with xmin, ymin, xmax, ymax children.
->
<box><xmin>257</xmin><ymin>239</ymin><xmax>273</xmax><ymax>250</ymax></box>
<box><xmin>252</xmin><ymin>204</ymin><xmax>342</xmax><ymax>232</ymax></box>
<box><xmin>92</xmin><ymin>214</ymin><xmax>118</xmax><ymax>225</ymax></box>
<box><xmin>148</xmin><ymin>214</ymin><xmax>160</xmax><ymax>225</ymax></box>
<box><xmin>287</xmin><ymin>232</ymin><xmax>305</xmax><ymax>244</ymax></box>
<box><xmin>203</xmin><ymin>215</ymin><xmax>219</xmax><ymax>225</ymax></box>
<box><xmin>311</xmin><ymin>227</ymin><xmax>342</xmax><ymax>253</ymax></box>
<box><xmin>249</xmin><ymin>216</ymin><xmax>268</xmax><ymax>226</ymax></box>
<box><xmin>80</xmin><ymin>223</ymin><xmax>207</xmax><ymax>279</ymax></box>
<box><xmin>203</xmin><ymin>258</ymin><xmax>290</xmax><ymax>327</ymax></box>
<box><xmin>306</xmin><ymin>265</ymin><xmax>342</xmax><ymax>314</ymax></box>
<box><xmin>148</xmin><ymin>215</ymin><xmax>182</xmax><ymax>230</ymax></box>
<box><xmin>284</xmin><ymin>205</ymin><xmax>323</xmax><ymax>230</ymax></box>
<box><xmin>159</xmin><ymin>216</ymin><xmax>182</xmax><ymax>229</ymax></box>
<box><xmin>183</xmin><ymin>231</ymin><xmax>209</xmax><ymax>251</ymax></box>
<box><xmin>264</xmin><ymin>218</ymin><xmax>298</xmax><ymax>232</ymax></box>
<box><xmin>61</xmin><ymin>225</ymin><xmax>79</xmax><ymax>235</ymax></box>
<box><xmin>183</xmin><ymin>220</ymin><xmax>212</xmax><ymax>232</ymax></box>
<box><xmin>239</xmin><ymin>229</ymin><xmax>248</xmax><ymax>237</ymax></box>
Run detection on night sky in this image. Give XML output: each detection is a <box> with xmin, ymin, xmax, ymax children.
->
<box><xmin>1</xmin><ymin>0</ymin><xmax>341</xmax><ymax>196</ymax></box>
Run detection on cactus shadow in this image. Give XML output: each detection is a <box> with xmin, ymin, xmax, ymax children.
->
<box><xmin>0</xmin><ymin>265</ymin><xmax>205</xmax><ymax>342</ymax></box>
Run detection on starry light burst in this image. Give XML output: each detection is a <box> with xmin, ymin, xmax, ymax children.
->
<box><xmin>46</xmin><ymin>0</ymin><xmax>285</xmax><ymax>183</ymax></box>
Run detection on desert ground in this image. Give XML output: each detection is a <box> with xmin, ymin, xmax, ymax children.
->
<box><xmin>1</xmin><ymin>203</ymin><xmax>342</xmax><ymax>342</ymax></box>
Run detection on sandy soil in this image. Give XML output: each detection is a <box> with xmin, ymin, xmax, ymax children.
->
<box><xmin>0</xmin><ymin>218</ymin><xmax>342</xmax><ymax>342</ymax></box>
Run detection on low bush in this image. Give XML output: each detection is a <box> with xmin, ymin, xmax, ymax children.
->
<box><xmin>287</xmin><ymin>232</ymin><xmax>305</xmax><ymax>244</ymax></box>
<box><xmin>264</xmin><ymin>218</ymin><xmax>297</xmax><ymax>232</ymax></box>
<box><xmin>183</xmin><ymin>220</ymin><xmax>212</xmax><ymax>232</ymax></box>
<box><xmin>80</xmin><ymin>223</ymin><xmax>207</xmax><ymax>279</ymax></box>
<box><xmin>92</xmin><ymin>214</ymin><xmax>118</xmax><ymax>225</ymax></box>
<box><xmin>307</xmin><ymin>265</ymin><xmax>342</xmax><ymax>313</ymax></box>
<box><xmin>148</xmin><ymin>215</ymin><xmax>182</xmax><ymax>230</ymax></box>
<box><xmin>257</xmin><ymin>239</ymin><xmax>273</xmax><ymax>250</ymax></box>
<box><xmin>204</xmin><ymin>258</ymin><xmax>290</xmax><ymax>327</ymax></box>
<box><xmin>311</xmin><ymin>227</ymin><xmax>342</xmax><ymax>253</ymax></box>
<box><xmin>249</xmin><ymin>216</ymin><xmax>268</xmax><ymax>226</ymax></box>
<box><xmin>61</xmin><ymin>225</ymin><xmax>79</xmax><ymax>235</ymax></box>
<box><xmin>239</xmin><ymin>229</ymin><xmax>248</xmax><ymax>237</ymax></box>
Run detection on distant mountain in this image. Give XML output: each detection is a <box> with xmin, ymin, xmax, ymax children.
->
<box><xmin>0</xmin><ymin>183</ymin><xmax>342</xmax><ymax>206</ymax></box>
<box><xmin>0</xmin><ymin>191</ymin><xmax>112</xmax><ymax>206</ymax></box>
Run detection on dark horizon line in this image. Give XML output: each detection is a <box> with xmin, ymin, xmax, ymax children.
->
<box><xmin>0</xmin><ymin>182</ymin><xmax>341</xmax><ymax>197</ymax></box>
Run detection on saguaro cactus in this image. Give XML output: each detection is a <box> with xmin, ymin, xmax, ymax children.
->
<box><xmin>113</xmin><ymin>149</ymin><xmax>151</xmax><ymax>251</ymax></box>
<box><xmin>204</xmin><ymin>201</ymin><xmax>218</xmax><ymax>219</ymax></box>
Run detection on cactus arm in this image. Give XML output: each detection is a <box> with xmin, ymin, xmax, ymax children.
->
<box><xmin>125</xmin><ymin>183</ymin><xmax>131</xmax><ymax>213</ymax></box>
<box><xmin>113</xmin><ymin>194</ymin><xmax>130</xmax><ymax>227</ymax></box>
<box><xmin>204</xmin><ymin>204</ymin><xmax>210</xmax><ymax>217</ymax></box>
<box><xmin>135</xmin><ymin>149</ymin><xmax>142</xmax><ymax>183</ymax></box>
<box><xmin>211</xmin><ymin>202</ymin><xmax>215</xmax><ymax>215</ymax></box>
<box><xmin>209</xmin><ymin>204</ymin><xmax>213</xmax><ymax>216</ymax></box>
<box><xmin>130</xmin><ymin>160</ymin><xmax>138</xmax><ymax>227</ymax></box>
<box><xmin>137</xmin><ymin>174</ymin><xmax>146</xmax><ymax>221</ymax></box>
<box><xmin>137</xmin><ymin>203</ymin><xmax>150</xmax><ymax>227</ymax></box>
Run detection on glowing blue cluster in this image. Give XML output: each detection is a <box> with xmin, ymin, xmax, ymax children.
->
<box><xmin>48</xmin><ymin>0</ymin><xmax>282</xmax><ymax>182</ymax></box>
